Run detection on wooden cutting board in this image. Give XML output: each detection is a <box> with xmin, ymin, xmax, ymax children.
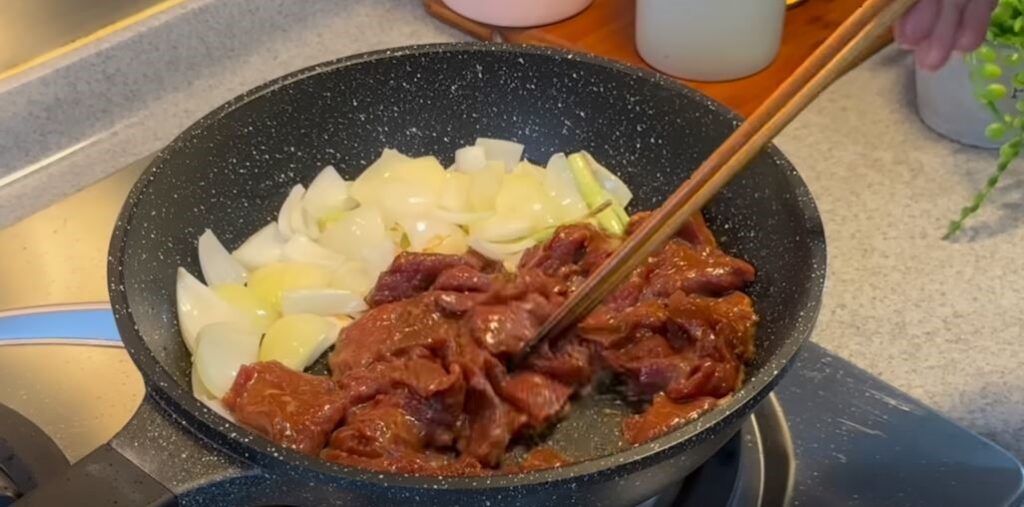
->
<box><xmin>425</xmin><ymin>0</ymin><xmax>892</xmax><ymax>116</ymax></box>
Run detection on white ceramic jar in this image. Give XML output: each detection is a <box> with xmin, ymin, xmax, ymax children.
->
<box><xmin>635</xmin><ymin>0</ymin><xmax>786</xmax><ymax>82</ymax></box>
<box><xmin>442</xmin><ymin>0</ymin><xmax>593</xmax><ymax>28</ymax></box>
<box><xmin>915</xmin><ymin>52</ymin><xmax>1021</xmax><ymax>149</ymax></box>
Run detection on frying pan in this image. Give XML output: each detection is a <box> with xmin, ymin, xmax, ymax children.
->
<box><xmin>14</xmin><ymin>43</ymin><xmax>825</xmax><ymax>507</ymax></box>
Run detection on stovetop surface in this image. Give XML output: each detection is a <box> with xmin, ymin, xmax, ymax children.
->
<box><xmin>0</xmin><ymin>155</ymin><xmax>1021</xmax><ymax>506</ymax></box>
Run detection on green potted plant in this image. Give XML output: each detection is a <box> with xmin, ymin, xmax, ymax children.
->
<box><xmin>947</xmin><ymin>0</ymin><xmax>1024</xmax><ymax>238</ymax></box>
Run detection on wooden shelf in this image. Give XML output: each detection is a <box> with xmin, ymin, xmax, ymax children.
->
<box><xmin>425</xmin><ymin>0</ymin><xmax>891</xmax><ymax>116</ymax></box>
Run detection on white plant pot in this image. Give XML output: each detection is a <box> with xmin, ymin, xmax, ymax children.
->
<box><xmin>442</xmin><ymin>0</ymin><xmax>593</xmax><ymax>28</ymax></box>
<box><xmin>635</xmin><ymin>0</ymin><xmax>785</xmax><ymax>82</ymax></box>
<box><xmin>915</xmin><ymin>50</ymin><xmax>1021</xmax><ymax>149</ymax></box>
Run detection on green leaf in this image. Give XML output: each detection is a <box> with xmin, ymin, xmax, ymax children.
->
<box><xmin>983</xmin><ymin>83</ymin><xmax>1009</xmax><ymax>101</ymax></box>
<box><xmin>983</xmin><ymin>62</ymin><xmax>1004</xmax><ymax>79</ymax></box>
<box><xmin>986</xmin><ymin>122</ymin><xmax>1008</xmax><ymax>140</ymax></box>
<box><xmin>977</xmin><ymin>44</ymin><xmax>999</xmax><ymax>62</ymax></box>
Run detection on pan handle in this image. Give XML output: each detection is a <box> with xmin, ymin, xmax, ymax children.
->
<box><xmin>13</xmin><ymin>440</ymin><xmax>176</xmax><ymax>506</ymax></box>
<box><xmin>3</xmin><ymin>305</ymin><xmax>261</xmax><ymax>506</ymax></box>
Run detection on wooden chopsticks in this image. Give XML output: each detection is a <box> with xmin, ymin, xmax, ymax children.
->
<box><xmin>523</xmin><ymin>0</ymin><xmax>918</xmax><ymax>354</ymax></box>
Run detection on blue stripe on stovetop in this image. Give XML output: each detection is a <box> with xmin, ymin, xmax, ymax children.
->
<box><xmin>0</xmin><ymin>307</ymin><xmax>122</xmax><ymax>344</ymax></box>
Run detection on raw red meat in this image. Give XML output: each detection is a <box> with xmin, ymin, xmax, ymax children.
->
<box><xmin>223</xmin><ymin>361</ymin><xmax>348</xmax><ymax>456</ymax></box>
<box><xmin>226</xmin><ymin>217</ymin><xmax>758</xmax><ymax>475</ymax></box>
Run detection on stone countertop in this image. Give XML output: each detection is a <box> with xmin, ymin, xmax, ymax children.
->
<box><xmin>0</xmin><ymin>0</ymin><xmax>467</xmax><ymax>228</ymax></box>
<box><xmin>776</xmin><ymin>48</ymin><xmax>1024</xmax><ymax>458</ymax></box>
<box><xmin>0</xmin><ymin>1</ymin><xmax>1020</xmax><ymax>459</ymax></box>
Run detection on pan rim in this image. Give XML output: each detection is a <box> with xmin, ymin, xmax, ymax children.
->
<box><xmin>108</xmin><ymin>41</ymin><xmax>826</xmax><ymax>491</ymax></box>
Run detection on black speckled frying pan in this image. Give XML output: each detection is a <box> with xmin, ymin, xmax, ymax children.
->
<box><xmin>17</xmin><ymin>43</ymin><xmax>826</xmax><ymax>507</ymax></box>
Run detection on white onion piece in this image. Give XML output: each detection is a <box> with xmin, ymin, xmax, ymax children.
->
<box><xmin>319</xmin><ymin>316</ymin><xmax>352</xmax><ymax>358</ymax></box>
<box><xmin>469</xmin><ymin>236</ymin><xmax>537</xmax><ymax>261</ymax></box>
<box><xmin>259</xmin><ymin>314</ymin><xmax>342</xmax><ymax>370</ymax></box>
<box><xmin>438</xmin><ymin>171</ymin><xmax>472</xmax><ymax>212</ymax></box>
<box><xmin>303</xmin><ymin>207</ymin><xmax>320</xmax><ymax>240</ymax></box>
<box><xmin>467</xmin><ymin>162</ymin><xmax>505</xmax><ymax>212</ymax></box>
<box><xmin>545</xmin><ymin>153</ymin><xmax>589</xmax><ymax>222</ymax></box>
<box><xmin>320</xmin><ymin>206</ymin><xmax>397</xmax><ymax>277</ymax></box>
<box><xmin>398</xmin><ymin>216</ymin><xmax>466</xmax><ymax>252</ymax></box>
<box><xmin>430</xmin><ymin>208</ymin><xmax>493</xmax><ymax>226</ymax></box>
<box><xmin>281</xmin><ymin>289</ymin><xmax>368</xmax><ymax>316</ymax></box>
<box><xmin>304</xmin><ymin>166</ymin><xmax>357</xmax><ymax>221</ymax></box>
<box><xmin>454</xmin><ymin>145</ymin><xmax>487</xmax><ymax>172</ymax></box>
<box><xmin>350</xmin><ymin>149</ymin><xmax>414</xmax><ymax>208</ymax></box>
<box><xmin>470</xmin><ymin>215</ymin><xmax>535</xmax><ymax>242</ymax></box>
<box><xmin>231</xmin><ymin>223</ymin><xmax>286</xmax><ymax>270</ymax></box>
<box><xmin>282</xmin><ymin>234</ymin><xmax>344</xmax><ymax>267</ymax></box>
<box><xmin>502</xmin><ymin>250</ymin><xmax>527</xmax><ymax>272</ymax></box>
<box><xmin>197</xmin><ymin>229</ymin><xmax>248</xmax><ymax>287</ymax></box>
<box><xmin>191</xmin><ymin>364</ymin><xmax>234</xmax><ymax>420</ymax></box>
<box><xmin>330</xmin><ymin>261</ymin><xmax>375</xmax><ymax>296</ymax></box>
<box><xmin>581</xmin><ymin>150</ymin><xmax>633</xmax><ymax>208</ymax></box>
<box><xmin>176</xmin><ymin>268</ymin><xmax>246</xmax><ymax>354</ymax></box>
<box><xmin>475</xmin><ymin>138</ymin><xmax>524</xmax><ymax>172</ymax></box>
<box><xmin>495</xmin><ymin>163</ymin><xmax>559</xmax><ymax>227</ymax></box>
<box><xmin>352</xmin><ymin>154</ymin><xmax>445</xmax><ymax>224</ymax></box>
<box><xmin>277</xmin><ymin>185</ymin><xmax>306</xmax><ymax>238</ymax></box>
<box><xmin>424</xmin><ymin>227</ymin><xmax>469</xmax><ymax>255</ymax></box>
<box><xmin>194</xmin><ymin>321</ymin><xmax>261</xmax><ymax>397</ymax></box>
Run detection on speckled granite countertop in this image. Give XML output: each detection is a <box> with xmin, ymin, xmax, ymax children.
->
<box><xmin>0</xmin><ymin>0</ymin><xmax>1020</xmax><ymax>458</ymax></box>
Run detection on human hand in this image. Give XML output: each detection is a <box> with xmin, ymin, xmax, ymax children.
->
<box><xmin>894</xmin><ymin>0</ymin><xmax>998</xmax><ymax>71</ymax></box>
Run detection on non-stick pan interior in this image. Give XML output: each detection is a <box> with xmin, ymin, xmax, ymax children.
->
<box><xmin>112</xmin><ymin>44</ymin><xmax>825</xmax><ymax>470</ymax></box>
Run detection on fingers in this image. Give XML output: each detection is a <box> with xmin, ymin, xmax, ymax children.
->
<box><xmin>955</xmin><ymin>0</ymin><xmax>997</xmax><ymax>51</ymax></box>
<box><xmin>896</xmin><ymin>0</ymin><xmax>941</xmax><ymax>48</ymax></box>
<box><xmin>917</xmin><ymin>0</ymin><xmax>969</xmax><ymax>70</ymax></box>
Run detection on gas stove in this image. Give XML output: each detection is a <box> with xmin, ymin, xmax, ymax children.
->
<box><xmin>0</xmin><ymin>156</ymin><xmax>1021</xmax><ymax>507</ymax></box>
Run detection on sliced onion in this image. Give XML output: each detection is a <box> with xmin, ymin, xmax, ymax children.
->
<box><xmin>194</xmin><ymin>321</ymin><xmax>261</xmax><ymax>397</ymax></box>
<box><xmin>304</xmin><ymin>166</ymin><xmax>356</xmax><ymax>221</ymax></box>
<box><xmin>438</xmin><ymin>171</ymin><xmax>472</xmax><ymax>212</ymax></box>
<box><xmin>454</xmin><ymin>145</ymin><xmax>487</xmax><ymax>172</ymax></box>
<box><xmin>545</xmin><ymin>153</ymin><xmax>589</xmax><ymax>222</ymax></box>
<box><xmin>191</xmin><ymin>363</ymin><xmax>234</xmax><ymax>420</ymax></box>
<box><xmin>303</xmin><ymin>207</ymin><xmax>321</xmax><ymax>240</ymax></box>
<box><xmin>213</xmin><ymin>284</ymin><xmax>279</xmax><ymax>331</ymax></box>
<box><xmin>468</xmin><ymin>236</ymin><xmax>537</xmax><ymax>261</ymax></box>
<box><xmin>281</xmin><ymin>288</ymin><xmax>368</xmax><ymax>316</ymax></box>
<box><xmin>320</xmin><ymin>316</ymin><xmax>353</xmax><ymax>357</ymax></box>
<box><xmin>259</xmin><ymin>314</ymin><xmax>341</xmax><ymax>371</ymax></box>
<box><xmin>430</xmin><ymin>208</ymin><xmax>493</xmax><ymax>226</ymax></box>
<box><xmin>198</xmin><ymin>229</ymin><xmax>248</xmax><ymax>287</ymax></box>
<box><xmin>330</xmin><ymin>261</ymin><xmax>375</xmax><ymax>296</ymax></box>
<box><xmin>470</xmin><ymin>214</ymin><xmax>536</xmax><ymax>242</ymax></box>
<box><xmin>494</xmin><ymin>163</ymin><xmax>559</xmax><ymax>227</ymax></box>
<box><xmin>502</xmin><ymin>250</ymin><xmax>527</xmax><ymax>272</ymax></box>
<box><xmin>398</xmin><ymin>216</ymin><xmax>466</xmax><ymax>253</ymax></box>
<box><xmin>581</xmin><ymin>150</ymin><xmax>633</xmax><ymax>208</ymax></box>
<box><xmin>475</xmin><ymin>138</ymin><xmax>524</xmax><ymax>172</ymax></box>
<box><xmin>423</xmin><ymin>228</ymin><xmax>469</xmax><ymax>255</ymax></box>
<box><xmin>282</xmin><ymin>234</ymin><xmax>344</xmax><ymax>268</ymax></box>
<box><xmin>350</xmin><ymin>148</ymin><xmax>413</xmax><ymax>203</ymax></box>
<box><xmin>231</xmin><ymin>223</ymin><xmax>286</xmax><ymax>270</ymax></box>
<box><xmin>467</xmin><ymin>162</ymin><xmax>505</xmax><ymax>212</ymax></box>
<box><xmin>247</xmin><ymin>261</ymin><xmax>333</xmax><ymax>309</ymax></box>
<box><xmin>176</xmin><ymin>268</ymin><xmax>246</xmax><ymax>354</ymax></box>
<box><xmin>277</xmin><ymin>185</ymin><xmax>307</xmax><ymax>238</ymax></box>
<box><xmin>351</xmin><ymin>150</ymin><xmax>445</xmax><ymax>219</ymax></box>
<box><xmin>320</xmin><ymin>206</ymin><xmax>397</xmax><ymax>277</ymax></box>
